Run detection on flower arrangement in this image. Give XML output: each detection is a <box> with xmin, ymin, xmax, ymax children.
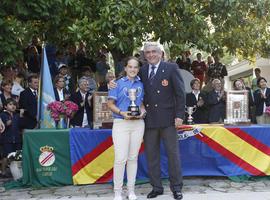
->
<box><xmin>266</xmin><ymin>106</ymin><xmax>270</xmax><ymax>116</ymax></box>
<box><xmin>7</xmin><ymin>150</ymin><xmax>22</xmax><ymax>161</ymax></box>
<box><xmin>47</xmin><ymin>100</ymin><xmax>79</xmax><ymax>122</ymax></box>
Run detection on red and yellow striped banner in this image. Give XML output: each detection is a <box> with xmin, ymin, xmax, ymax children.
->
<box><xmin>195</xmin><ymin>125</ymin><xmax>270</xmax><ymax>176</ymax></box>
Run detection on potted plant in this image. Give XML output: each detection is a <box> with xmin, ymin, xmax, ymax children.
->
<box><xmin>7</xmin><ymin>150</ymin><xmax>23</xmax><ymax>180</ymax></box>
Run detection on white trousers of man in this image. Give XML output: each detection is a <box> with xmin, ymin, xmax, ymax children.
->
<box><xmin>112</xmin><ymin>119</ymin><xmax>145</xmax><ymax>194</ymax></box>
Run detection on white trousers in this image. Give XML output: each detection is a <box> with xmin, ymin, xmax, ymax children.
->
<box><xmin>112</xmin><ymin>119</ymin><xmax>145</xmax><ymax>193</ymax></box>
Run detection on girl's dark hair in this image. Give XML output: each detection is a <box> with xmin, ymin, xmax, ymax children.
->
<box><xmin>257</xmin><ymin>77</ymin><xmax>267</xmax><ymax>86</ymax></box>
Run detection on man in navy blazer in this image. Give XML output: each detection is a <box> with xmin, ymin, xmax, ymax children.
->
<box><xmin>140</xmin><ymin>42</ymin><xmax>185</xmax><ymax>200</ymax></box>
<box><xmin>19</xmin><ymin>74</ymin><xmax>39</xmax><ymax>129</ymax></box>
<box><xmin>70</xmin><ymin>76</ymin><xmax>93</xmax><ymax>128</ymax></box>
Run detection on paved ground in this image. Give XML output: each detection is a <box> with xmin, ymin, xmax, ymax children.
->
<box><xmin>1</xmin><ymin>176</ymin><xmax>270</xmax><ymax>200</ymax></box>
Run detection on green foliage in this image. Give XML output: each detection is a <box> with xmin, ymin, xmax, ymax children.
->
<box><xmin>0</xmin><ymin>0</ymin><xmax>270</xmax><ymax>65</ymax></box>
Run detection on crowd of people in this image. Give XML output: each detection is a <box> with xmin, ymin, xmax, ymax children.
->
<box><xmin>0</xmin><ymin>36</ymin><xmax>269</xmax><ymax>200</ymax></box>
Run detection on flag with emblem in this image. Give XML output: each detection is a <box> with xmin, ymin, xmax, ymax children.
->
<box><xmin>38</xmin><ymin>46</ymin><xmax>56</xmax><ymax>128</ymax></box>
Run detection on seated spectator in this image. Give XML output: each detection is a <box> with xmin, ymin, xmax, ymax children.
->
<box><xmin>207</xmin><ymin>79</ymin><xmax>226</xmax><ymax>123</ymax></box>
<box><xmin>81</xmin><ymin>67</ymin><xmax>97</xmax><ymax>94</ymax></box>
<box><xmin>0</xmin><ymin>79</ymin><xmax>18</xmax><ymax>111</ymax></box>
<box><xmin>53</xmin><ymin>75</ymin><xmax>70</xmax><ymax>101</ymax></box>
<box><xmin>0</xmin><ymin>98</ymin><xmax>22</xmax><ymax>178</ymax></box>
<box><xmin>186</xmin><ymin>78</ymin><xmax>208</xmax><ymax>123</ymax></box>
<box><xmin>58</xmin><ymin>64</ymin><xmax>75</xmax><ymax>94</ymax></box>
<box><xmin>98</xmin><ymin>71</ymin><xmax>115</xmax><ymax>92</ymax></box>
<box><xmin>254</xmin><ymin>77</ymin><xmax>270</xmax><ymax>124</ymax></box>
<box><xmin>70</xmin><ymin>77</ymin><xmax>93</xmax><ymax>128</ymax></box>
<box><xmin>191</xmin><ymin>53</ymin><xmax>207</xmax><ymax>88</ymax></box>
<box><xmin>12</xmin><ymin>73</ymin><xmax>25</xmax><ymax>96</ymax></box>
<box><xmin>19</xmin><ymin>74</ymin><xmax>39</xmax><ymax>129</ymax></box>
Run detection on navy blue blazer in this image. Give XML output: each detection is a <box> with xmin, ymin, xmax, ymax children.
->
<box><xmin>70</xmin><ymin>91</ymin><xmax>93</xmax><ymax>127</ymax></box>
<box><xmin>19</xmin><ymin>87</ymin><xmax>38</xmax><ymax>129</ymax></box>
<box><xmin>207</xmin><ymin>90</ymin><xmax>226</xmax><ymax>123</ymax></box>
<box><xmin>186</xmin><ymin>92</ymin><xmax>208</xmax><ymax>123</ymax></box>
<box><xmin>139</xmin><ymin>61</ymin><xmax>186</xmax><ymax>128</ymax></box>
<box><xmin>254</xmin><ymin>88</ymin><xmax>270</xmax><ymax>116</ymax></box>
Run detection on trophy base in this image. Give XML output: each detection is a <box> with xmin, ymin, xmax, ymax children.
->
<box><xmin>128</xmin><ymin>106</ymin><xmax>140</xmax><ymax>116</ymax></box>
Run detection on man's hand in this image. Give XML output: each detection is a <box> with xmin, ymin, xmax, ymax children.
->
<box><xmin>175</xmin><ymin>118</ymin><xmax>183</xmax><ymax>128</ymax></box>
<box><xmin>108</xmin><ymin>80</ymin><xmax>117</xmax><ymax>90</ymax></box>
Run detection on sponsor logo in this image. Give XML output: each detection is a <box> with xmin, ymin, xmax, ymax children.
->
<box><xmin>177</xmin><ymin>125</ymin><xmax>203</xmax><ymax>140</ymax></box>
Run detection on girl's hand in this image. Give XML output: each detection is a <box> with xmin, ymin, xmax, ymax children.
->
<box><xmin>120</xmin><ymin>111</ymin><xmax>134</xmax><ymax>120</ymax></box>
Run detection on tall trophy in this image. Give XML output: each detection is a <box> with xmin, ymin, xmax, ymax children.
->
<box><xmin>185</xmin><ymin>106</ymin><xmax>196</xmax><ymax>124</ymax></box>
<box><xmin>125</xmin><ymin>88</ymin><xmax>142</xmax><ymax>116</ymax></box>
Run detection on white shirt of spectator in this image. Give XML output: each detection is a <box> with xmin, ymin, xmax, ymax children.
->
<box><xmin>57</xmin><ymin>88</ymin><xmax>64</xmax><ymax>101</ymax></box>
<box><xmin>192</xmin><ymin>90</ymin><xmax>200</xmax><ymax>101</ymax></box>
<box><xmin>80</xmin><ymin>91</ymin><xmax>88</xmax><ymax>127</ymax></box>
<box><xmin>12</xmin><ymin>81</ymin><xmax>25</xmax><ymax>96</ymax></box>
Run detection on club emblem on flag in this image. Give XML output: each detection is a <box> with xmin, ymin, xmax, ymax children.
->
<box><xmin>39</xmin><ymin>145</ymin><xmax>55</xmax><ymax>167</ymax></box>
<box><xmin>161</xmin><ymin>79</ymin><xmax>168</xmax><ymax>86</ymax></box>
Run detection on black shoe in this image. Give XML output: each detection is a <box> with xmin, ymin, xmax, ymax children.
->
<box><xmin>173</xmin><ymin>191</ymin><xmax>183</xmax><ymax>200</ymax></box>
<box><xmin>147</xmin><ymin>190</ymin><xmax>163</xmax><ymax>198</ymax></box>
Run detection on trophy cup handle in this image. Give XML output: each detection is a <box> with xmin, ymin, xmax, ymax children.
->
<box><xmin>123</xmin><ymin>87</ymin><xmax>129</xmax><ymax>98</ymax></box>
<box><xmin>136</xmin><ymin>87</ymin><xmax>142</xmax><ymax>97</ymax></box>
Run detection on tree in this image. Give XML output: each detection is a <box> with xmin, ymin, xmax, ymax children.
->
<box><xmin>1</xmin><ymin>0</ymin><xmax>270</xmax><ymax>65</ymax></box>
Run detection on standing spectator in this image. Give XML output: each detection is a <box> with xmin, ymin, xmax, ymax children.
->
<box><xmin>70</xmin><ymin>77</ymin><xmax>93</xmax><ymax>128</ymax></box>
<box><xmin>19</xmin><ymin>74</ymin><xmax>39</xmax><ymax>129</ymax></box>
<box><xmin>81</xmin><ymin>67</ymin><xmax>97</xmax><ymax>94</ymax></box>
<box><xmin>186</xmin><ymin>78</ymin><xmax>208</xmax><ymax>123</ymax></box>
<box><xmin>107</xmin><ymin>57</ymin><xmax>146</xmax><ymax>200</ymax></box>
<box><xmin>207</xmin><ymin>79</ymin><xmax>226</xmax><ymax>123</ymax></box>
<box><xmin>0</xmin><ymin>79</ymin><xmax>18</xmax><ymax>111</ymax></box>
<box><xmin>96</xmin><ymin>54</ymin><xmax>110</xmax><ymax>85</ymax></box>
<box><xmin>207</xmin><ymin>54</ymin><xmax>227</xmax><ymax>84</ymax></box>
<box><xmin>191</xmin><ymin>53</ymin><xmax>207</xmax><ymax>88</ymax></box>
<box><xmin>176</xmin><ymin>52</ymin><xmax>191</xmax><ymax>72</ymax></box>
<box><xmin>0</xmin><ymin>98</ymin><xmax>22</xmax><ymax>178</ymax></box>
<box><xmin>254</xmin><ymin>77</ymin><xmax>270</xmax><ymax>124</ymax></box>
<box><xmin>53</xmin><ymin>75</ymin><xmax>70</xmax><ymax>101</ymax></box>
<box><xmin>12</xmin><ymin>73</ymin><xmax>25</xmax><ymax>97</ymax></box>
<box><xmin>58</xmin><ymin>64</ymin><xmax>75</xmax><ymax>94</ymax></box>
<box><xmin>25</xmin><ymin>36</ymin><xmax>42</xmax><ymax>74</ymax></box>
<box><xmin>251</xmin><ymin>68</ymin><xmax>261</xmax><ymax>92</ymax></box>
<box><xmin>98</xmin><ymin>71</ymin><xmax>115</xmax><ymax>92</ymax></box>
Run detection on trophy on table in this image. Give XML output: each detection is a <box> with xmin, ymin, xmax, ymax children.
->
<box><xmin>125</xmin><ymin>88</ymin><xmax>142</xmax><ymax>117</ymax></box>
<box><xmin>185</xmin><ymin>106</ymin><xmax>196</xmax><ymax>125</ymax></box>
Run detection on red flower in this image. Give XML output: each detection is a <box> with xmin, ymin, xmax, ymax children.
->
<box><xmin>47</xmin><ymin>100</ymin><xmax>79</xmax><ymax>121</ymax></box>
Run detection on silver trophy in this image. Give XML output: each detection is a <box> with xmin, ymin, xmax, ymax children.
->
<box><xmin>124</xmin><ymin>88</ymin><xmax>142</xmax><ymax>116</ymax></box>
<box><xmin>185</xmin><ymin>106</ymin><xmax>196</xmax><ymax>124</ymax></box>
